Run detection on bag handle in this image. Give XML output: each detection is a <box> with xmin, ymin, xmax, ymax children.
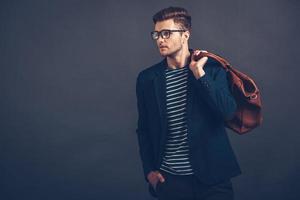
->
<box><xmin>193</xmin><ymin>51</ymin><xmax>231</xmax><ymax>71</ymax></box>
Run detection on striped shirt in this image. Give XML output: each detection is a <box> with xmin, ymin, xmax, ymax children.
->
<box><xmin>159</xmin><ymin>65</ymin><xmax>194</xmax><ymax>175</ymax></box>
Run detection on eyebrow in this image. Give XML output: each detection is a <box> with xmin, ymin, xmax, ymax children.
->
<box><xmin>154</xmin><ymin>29</ymin><xmax>171</xmax><ymax>32</ymax></box>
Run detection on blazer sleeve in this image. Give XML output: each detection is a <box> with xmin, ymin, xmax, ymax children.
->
<box><xmin>192</xmin><ymin>63</ymin><xmax>237</xmax><ymax>121</ymax></box>
<box><xmin>135</xmin><ymin>72</ymin><xmax>155</xmax><ymax>182</ymax></box>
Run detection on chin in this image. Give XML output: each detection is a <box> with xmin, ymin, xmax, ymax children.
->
<box><xmin>159</xmin><ymin>50</ymin><xmax>170</xmax><ymax>57</ymax></box>
<box><xmin>160</xmin><ymin>53</ymin><xmax>168</xmax><ymax>57</ymax></box>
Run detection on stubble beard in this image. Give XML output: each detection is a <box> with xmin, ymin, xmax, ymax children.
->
<box><xmin>160</xmin><ymin>44</ymin><xmax>183</xmax><ymax>58</ymax></box>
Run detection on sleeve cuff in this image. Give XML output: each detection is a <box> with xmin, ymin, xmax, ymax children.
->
<box><xmin>195</xmin><ymin>73</ymin><xmax>213</xmax><ymax>90</ymax></box>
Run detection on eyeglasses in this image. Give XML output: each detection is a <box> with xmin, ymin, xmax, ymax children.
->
<box><xmin>150</xmin><ymin>29</ymin><xmax>187</xmax><ymax>40</ymax></box>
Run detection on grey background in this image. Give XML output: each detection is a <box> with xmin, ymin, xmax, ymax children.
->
<box><xmin>0</xmin><ymin>0</ymin><xmax>299</xmax><ymax>199</ymax></box>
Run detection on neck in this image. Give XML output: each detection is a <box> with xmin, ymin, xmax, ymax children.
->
<box><xmin>166</xmin><ymin>46</ymin><xmax>191</xmax><ymax>69</ymax></box>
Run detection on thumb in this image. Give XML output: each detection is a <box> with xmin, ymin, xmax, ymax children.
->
<box><xmin>157</xmin><ymin>173</ymin><xmax>165</xmax><ymax>183</ymax></box>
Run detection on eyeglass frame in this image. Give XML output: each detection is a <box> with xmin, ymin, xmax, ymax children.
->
<box><xmin>150</xmin><ymin>29</ymin><xmax>187</xmax><ymax>40</ymax></box>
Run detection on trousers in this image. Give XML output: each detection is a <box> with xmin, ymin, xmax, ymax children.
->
<box><xmin>155</xmin><ymin>170</ymin><xmax>234</xmax><ymax>200</ymax></box>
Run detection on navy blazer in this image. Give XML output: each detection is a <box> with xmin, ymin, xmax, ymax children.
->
<box><xmin>135</xmin><ymin>55</ymin><xmax>242</xmax><ymax>194</ymax></box>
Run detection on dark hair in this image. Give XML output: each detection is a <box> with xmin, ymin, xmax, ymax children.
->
<box><xmin>152</xmin><ymin>7</ymin><xmax>192</xmax><ymax>32</ymax></box>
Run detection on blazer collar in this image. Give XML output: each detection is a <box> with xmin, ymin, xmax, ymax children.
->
<box><xmin>153</xmin><ymin>48</ymin><xmax>195</xmax><ymax>102</ymax></box>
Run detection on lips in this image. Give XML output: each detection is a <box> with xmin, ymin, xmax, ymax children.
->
<box><xmin>159</xmin><ymin>46</ymin><xmax>168</xmax><ymax>49</ymax></box>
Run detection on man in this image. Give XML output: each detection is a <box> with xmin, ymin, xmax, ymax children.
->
<box><xmin>135</xmin><ymin>6</ymin><xmax>242</xmax><ymax>200</ymax></box>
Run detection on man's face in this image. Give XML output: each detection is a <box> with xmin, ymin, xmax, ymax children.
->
<box><xmin>153</xmin><ymin>19</ymin><xmax>189</xmax><ymax>57</ymax></box>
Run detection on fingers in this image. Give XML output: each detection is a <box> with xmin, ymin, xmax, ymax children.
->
<box><xmin>197</xmin><ymin>50</ymin><xmax>208</xmax><ymax>62</ymax></box>
<box><xmin>194</xmin><ymin>49</ymin><xmax>207</xmax><ymax>55</ymax></box>
<box><xmin>195</xmin><ymin>49</ymin><xmax>208</xmax><ymax>53</ymax></box>
<box><xmin>192</xmin><ymin>49</ymin><xmax>208</xmax><ymax>61</ymax></box>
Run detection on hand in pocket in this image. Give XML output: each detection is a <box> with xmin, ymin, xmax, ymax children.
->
<box><xmin>147</xmin><ymin>171</ymin><xmax>165</xmax><ymax>190</ymax></box>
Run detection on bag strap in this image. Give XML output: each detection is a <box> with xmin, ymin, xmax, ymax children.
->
<box><xmin>195</xmin><ymin>51</ymin><xmax>260</xmax><ymax>98</ymax></box>
<box><xmin>196</xmin><ymin>51</ymin><xmax>231</xmax><ymax>71</ymax></box>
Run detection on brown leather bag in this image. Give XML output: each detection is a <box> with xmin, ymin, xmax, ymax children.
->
<box><xmin>194</xmin><ymin>51</ymin><xmax>263</xmax><ymax>134</ymax></box>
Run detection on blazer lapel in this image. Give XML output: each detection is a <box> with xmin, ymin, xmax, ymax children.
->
<box><xmin>153</xmin><ymin>59</ymin><xmax>168</xmax><ymax>148</ymax></box>
<box><xmin>186</xmin><ymin>68</ymin><xmax>195</xmax><ymax>138</ymax></box>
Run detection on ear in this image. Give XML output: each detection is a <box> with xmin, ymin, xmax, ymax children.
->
<box><xmin>183</xmin><ymin>31</ymin><xmax>190</xmax><ymax>41</ymax></box>
<box><xmin>182</xmin><ymin>31</ymin><xmax>190</xmax><ymax>44</ymax></box>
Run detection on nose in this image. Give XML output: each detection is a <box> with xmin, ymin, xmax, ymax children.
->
<box><xmin>157</xmin><ymin>35</ymin><xmax>165</xmax><ymax>44</ymax></box>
